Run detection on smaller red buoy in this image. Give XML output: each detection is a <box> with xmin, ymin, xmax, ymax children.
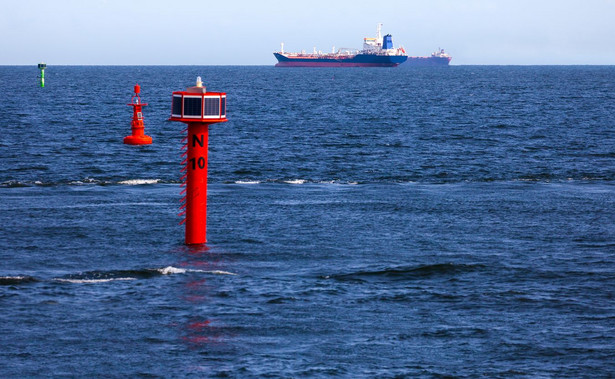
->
<box><xmin>124</xmin><ymin>84</ymin><xmax>153</xmax><ymax>145</ymax></box>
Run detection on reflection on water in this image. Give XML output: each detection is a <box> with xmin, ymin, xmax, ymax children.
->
<box><xmin>177</xmin><ymin>244</ymin><xmax>227</xmax><ymax>348</ymax></box>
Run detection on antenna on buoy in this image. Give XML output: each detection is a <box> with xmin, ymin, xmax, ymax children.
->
<box><xmin>169</xmin><ymin>77</ymin><xmax>227</xmax><ymax>244</ymax></box>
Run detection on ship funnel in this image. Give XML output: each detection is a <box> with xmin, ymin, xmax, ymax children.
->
<box><xmin>382</xmin><ymin>34</ymin><xmax>393</xmax><ymax>50</ymax></box>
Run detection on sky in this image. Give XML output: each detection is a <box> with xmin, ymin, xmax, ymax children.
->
<box><xmin>1</xmin><ymin>0</ymin><xmax>615</xmax><ymax>65</ymax></box>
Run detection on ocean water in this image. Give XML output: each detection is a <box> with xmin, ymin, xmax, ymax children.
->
<box><xmin>1</xmin><ymin>65</ymin><xmax>614</xmax><ymax>377</ymax></box>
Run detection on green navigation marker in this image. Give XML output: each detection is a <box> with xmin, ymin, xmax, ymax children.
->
<box><xmin>38</xmin><ymin>63</ymin><xmax>46</xmax><ymax>87</ymax></box>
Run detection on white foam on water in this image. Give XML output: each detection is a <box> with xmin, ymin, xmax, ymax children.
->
<box><xmin>54</xmin><ymin>278</ymin><xmax>136</xmax><ymax>284</ymax></box>
<box><xmin>188</xmin><ymin>269</ymin><xmax>237</xmax><ymax>276</ymax></box>
<box><xmin>284</xmin><ymin>179</ymin><xmax>306</xmax><ymax>184</ymax></box>
<box><xmin>118</xmin><ymin>179</ymin><xmax>160</xmax><ymax>185</ymax></box>
<box><xmin>316</xmin><ymin>180</ymin><xmax>360</xmax><ymax>186</ymax></box>
<box><xmin>235</xmin><ymin>180</ymin><xmax>260</xmax><ymax>185</ymax></box>
<box><xmin>158</xmin><ymin>266</ymin><xmax>187</xmax><ymax>275</ymax></box>
<box><xmin>158</xmin><ymin>266</ymin><xmax>237</xmax><ymax>276</ymax></box>
<box><xmin>69</xmin><ymin>178</ymin><xmax>102</xmax><ymax>185</ymax></box>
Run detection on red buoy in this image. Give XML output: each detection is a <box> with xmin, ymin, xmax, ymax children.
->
<box><xmin>169</xmin><ymin>77</ymin><xmax>227</xmax><ymax>244</ymax></box>
<box><xmin>124</xmin><ymin>84</ymin><xmax>153</xmax><ymax>145</ymax></box>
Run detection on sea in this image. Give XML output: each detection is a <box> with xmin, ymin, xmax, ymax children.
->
<box><xmin>1</xmin><ymin>65</ymin><xmax>614</xmax><ymax>377</ymax></box>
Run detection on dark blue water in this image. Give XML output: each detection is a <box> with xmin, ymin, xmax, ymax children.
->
<box><xmin>1</xmin><ymin>65</ymin><xmax>614</xmax><ymax>377</ymax></box>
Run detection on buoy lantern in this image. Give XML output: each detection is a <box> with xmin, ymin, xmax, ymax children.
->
<box><xmin>169</xmin><ymin>77</ymin><xmax>227</xmax><ymax>245</ymax></box>
<box><xmin>124</xmin><ymin>84</ymin><xmax>153</xmax><ymax>145</ymax></box>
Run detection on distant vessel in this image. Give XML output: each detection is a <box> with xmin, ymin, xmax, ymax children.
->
<box><xmin>405</xmin><ymin>48</ymin><xmax>452</xmax><ymax>66</ymax></box>
<box><xmin>273</xmin><ymin>24</ymin><xmax>408</xmax><ymax>67</ymax></box>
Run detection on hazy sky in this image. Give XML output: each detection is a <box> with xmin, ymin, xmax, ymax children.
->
<box><xmin>2</xmin><ymin>0</ymin><xmax>614</xmax><ymax>65</ymax></box>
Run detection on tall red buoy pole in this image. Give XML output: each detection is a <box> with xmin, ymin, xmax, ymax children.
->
<box><xmin>169</xmin><ymin>77</ymin><xmax>227</xmax><ymax>244</ymax></box>
<box><xmin>124</xmin><ymin>84</ymin><xmax>153</xmax><ymax>145</ymax></box>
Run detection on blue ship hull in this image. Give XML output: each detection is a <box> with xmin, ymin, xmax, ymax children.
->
<box><xmin>274</xmin><ymin>53</ymin><xmax>408</xmax><ymax>67</ymax></box>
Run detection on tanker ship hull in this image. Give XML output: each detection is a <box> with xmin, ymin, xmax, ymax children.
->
<box><xmin>274</xmin><ymin>53</ymin><xmax>407</xmax><ymax>67</ymax></box>
<box><xmin>404</xmin><ymin>56</ymin><xmax>452</xmax><ymax>66</ymax></box>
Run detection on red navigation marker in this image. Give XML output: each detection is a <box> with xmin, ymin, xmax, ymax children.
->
<box><xmin>169</xmin><ymin>77</ymin><xmax>227</xmax><ymax>244</ymax></box>
<box><xmin>124</xmin><ymin>84</ymin><xmax>153</xmax><ymax>145</ymax></box>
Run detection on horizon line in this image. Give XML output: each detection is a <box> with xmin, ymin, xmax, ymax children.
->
<box><xmin>2</xmin><ymin>63</ymin><xmax>615</xmax><ymax>67</ymax></box>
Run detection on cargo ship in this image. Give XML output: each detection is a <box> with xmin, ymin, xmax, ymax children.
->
<box><xmin>274</xmin><ymin>24</ymin><xmax>408</xmax><ymax>67</ymax></box>
<box><xmin>405</xmin><ymin>48</ymin><xmax>452</xmax><ymax>66</ymax></box>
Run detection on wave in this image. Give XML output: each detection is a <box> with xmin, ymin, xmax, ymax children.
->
<box><xmin>0</xmin><ymin>178</ymin><xmax>178</xmax><ymax>188</ymax></box>
<box><xmin>217</xmin><ymin>176</ymin><xmax>615</xmax><ymax>186</ymax></box>
<box><xmin>229</xmin><ymin>179</ymin><xmax>359</xmax><ymax>185</ymax></box>
<box><xmin>1</xmin><ymin>266</ymin><xmax>237</xmax><ymax>286</ymax></box>
<box><xmin>0</xmin><ymin>276</ymin><xmax>39</xmax><ymax>285</ymax></box>
<box><xmin>2</xmin><ymin>175</ymin><xmax>613</xmax><ymax>189</ymax></box>
<box><xmin>53</xmin><ymin>266</ymin><xmax>236</xmax><ymax>283</ymax></box>
<box><xmin>323</xmin><ymin>263</ymin><xmax>485</xmax><ymax>283</ymax></box>
<box><xmin>54</xmin><ymin>277</ymin><xmax>137</xmax><ymax>284</ymax></box>
<box><xmin>157</xmin><ymin>266</ymin><xmax>236</xmax><ymax>276</ymax></box>
<box><xmin>1</xmin><ymin>178</ymin><xmax>360</xmax><ymax>188</ymax></box>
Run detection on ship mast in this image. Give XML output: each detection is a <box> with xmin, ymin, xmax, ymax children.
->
<box><xmin>376</xmin><ymin>23</ymin><xmax>383</xmax><ymax>46</ymax></box>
